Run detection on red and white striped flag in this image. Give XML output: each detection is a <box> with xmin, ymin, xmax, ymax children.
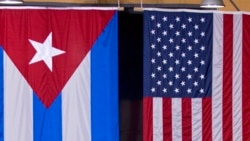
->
<box><xmin>143</xmin><ymin>10</ymin><xmax>250</xmax><ymax>141</ymax></box>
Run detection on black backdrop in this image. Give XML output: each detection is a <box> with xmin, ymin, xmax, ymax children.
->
<box><xmin>118</xmin><ymin>11</ymin><xmax>143</xmax><ymax>141</ymax></box>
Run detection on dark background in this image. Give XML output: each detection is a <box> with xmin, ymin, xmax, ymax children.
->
<box><xmin>119</xmin><ymin>11</ymin><xmax>143</xmax><ymax>141</ymax></box>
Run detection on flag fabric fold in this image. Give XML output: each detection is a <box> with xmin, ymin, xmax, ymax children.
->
<box><xmin>0</xmin><ymin>8</ymin><xmax>118</xmax><ymax>141</ymax></box>
<box><xmin>143</xmin><ymin>10</ymin><xmax>250</xmax><ymax>141</ymax></box>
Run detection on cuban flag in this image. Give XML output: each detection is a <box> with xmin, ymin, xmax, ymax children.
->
<box><xmin>0</xmin><ymin>7</ymin><xmax>118</xmax><ymax>141</ymax></box>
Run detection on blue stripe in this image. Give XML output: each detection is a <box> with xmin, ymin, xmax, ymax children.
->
<box><xmin>33</xmin><ymin>93</ymin><xmax>62</xmax><ymax>141</ymax></box>
<box><xmin>0</xmin><ymin>47</ymin><xmax>3</xmax><ymax>141</ymax></box>
<box><xmin>91</xmin><ymin>12</ymin><xmax>119</xmax><ymax>141</ymax></box>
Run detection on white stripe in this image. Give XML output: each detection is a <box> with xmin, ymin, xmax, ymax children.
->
<box><xmin>153</xmin><ymin>97</ymin><xmax>163</xmax><ymax>141</ymax></box>
<box><xmin>232</xmin><ymin>14</ymin><xmax>242</xmax><ymax>141</ymax></box>
<box><xmin>172</xmin><ymin>98</ymin><xmax>182</xmax><ymax>141</ymax></box>
<box><xmin>144</xmin><ymin>8</ymin><xmax>250</xmax><ymax>15</ymax></box>
<box><xmin>4</xmin><ymin>53</ymin><xmax>33</xmax><ymax>141</ymax></box>
<box><xmin>212</xmin><ymin>13</ymin><xmax>223</xmax><ymax>141</ymax></box>
<box><xmin>192</xmin><ymin>99</ymin><xmax>202</xmax><ymax>141</ymax></box>
<box><xmin>62</xmin><ymin>52</ymin><xmax>91</xmax><ymax>141</ymax></box>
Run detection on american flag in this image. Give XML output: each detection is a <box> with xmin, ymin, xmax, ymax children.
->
<box><xmin>143</xmin><ymin>10</ymin><xmax>250</xmax><ymax>141</ymax></box>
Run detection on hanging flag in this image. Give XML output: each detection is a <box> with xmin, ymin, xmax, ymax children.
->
<box><xmin>0</xmin><ymin>8</ymin><xmax>118</xmax><ymax>141</ymax></box>
<box><xmin>143</xmin><ymin>9</ymin><xmax>250</xmax><ymax>141</ymax></box>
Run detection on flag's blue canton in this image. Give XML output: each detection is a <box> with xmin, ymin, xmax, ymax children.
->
<box><xmin>144</xmin><ymin>11</ymin><xmax>213</xmax><ymax>98</ymax></box>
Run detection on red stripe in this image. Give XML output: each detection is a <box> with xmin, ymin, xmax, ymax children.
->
<box><xmin>223</xmin><ymin>14</ymin><xmax>233</xmax><ymax>141</ymax></box>
<box><xmin>182</xmin><ymin>98</ymin><xmax>192</xmax><ymax>141</ymax></box>
<box><xmin>202</xmin><ymin>98</ymin><xmax>212</xmax><ymax>141</ymax></box>
<box><xmin>143</xmin><ymin>97</ymin><xmax>153</xmax><ymax>141</ymax></box>
<box><xmin>163</xmin><ymin>98</ymin><xmax>172</xmax><ymax>141</ymax></box>
<box><xmin>242</xmin><ymin>14</ymin><xmax>250</xmax><ymax>141</ymax></box>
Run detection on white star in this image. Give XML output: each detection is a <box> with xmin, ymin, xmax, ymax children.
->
<box><xmin>175</xmin><ymin>45</ymin><xmax>180</xmax><ymax>50</ymax></box>
<box><xmin>169</xmin><ymin>81</ymin><xmax>173</xmax><ymax>86</ymax></box>
<box><xmin>188</xmin><ymin>46</ymin><xmax>192</xmax><ymax>51</ymax></box>
<box><xmin>181</xmin><ymin>81</ymin><xmax>185</xmax><ymax>86</ymax></box>
<box><xmin>157</xmin><ymin>80</ymin><xmax>162</xmax><ymax>85</ymax></box>
<box><xmin>162</xmin><ymin>45</ymin><xmax>167</xmax><ymax>50</ymax></box>
<box><xmin>151</xmin><ymin>58</ymin><xmax>155</xmax><ymax>64</ymax></box>
<box><xmin>201</xmin><ymin>32</ymin><xmax>205</xmax><ymax>37</ymax></box>
<box><xmin>194</xmin><ymin>24</ymin><xmax>199</xmax><ymax>30</ymax></box>
<box><xmin>194</xmin><ymin>39</ymin><xmax>199</xmax><ymax>44</ymax></box>
<box><xmin>194</xmin><ymin>53</ymin><xmax>199</xmax><ymax>58</ymax></box>
<box><xmin>175</xmin><ymin>31</ymin><xmax>180</xmax><ymax>36</ymax></box>
<box><xmin>157</xmin><ymin>51</ymin><xmax>161</xmax><ymax>57</ymax></box>
<box><xmin>163</xmin><ymin>74</ymin><xmax>167</xmax><ymax>78</ymax></box>
<box><xmin>151</xmin><ymin>44</ymin><xmax>156</xmax><ymax>49</ymax></box>
<box><xmin>162</xmin><ymin>16</ymin><xmax>167</xmax><ymax>21</ymax></box>
<box><xmin>194</xmin><ymin>81</ymin><xmax>199</xmax><ymax>87</ymax></box>
<box><xmin>169</xmin><ymin>52</ymin><xmax>174</xmax><ymax>58</ymax></box>
<box><xmin>200</xmin><ymin>60</ymin><xmax>205</xmax><ymax>65</ymax></box>
<box><xmin>181</xmin><ymin>67</ymin><xmax>186</xmax><ymax>72</ymax></box>
<box><xmin>175</xmin><ymin>59</ymin><xmax>180</xmax><ymax>65</ymax></box>
<box><xmin>188</xmin><ymin>31</ymin><xmax>192</xmax><ymax>36</ymax></box>
<box><xmin>157</xmin><ymin>37</ymin><xmax>161</xmax><ymax>42</ymax></box>
<box><xmin>176</xmin><ymin>17</ymin><xmax>180</xmax><ymax>22</ymax></box>
<box><xmin>151</xmin><ymin>30</ymin><xmax>155</xmax><ymax>35</ymax></box>
<box><xmin>169</xmin><ymin>38</ymin><xmax>174</xmax><ymax>43</ymax></box>
<box><xmin>151</xmin><ymin>73</ymin><xmax>155</xmax><ymax>78</ymax></box>
<box><xmin>200</xmin><ymin>74</ymin><xmax>205</xmax><ymax>79</ymax></box>
<box><xmin>169</xmin><ymin>24</ymin><xmax>174</xmax><ymax>29</ymax></box>
<box><xmin>181</xmin><ymin>53</ymin><xmax>186</xmax><ymax>57</ymax></box>
<box><xmin>181</xmin><ymin>24</ymin><xmax>186</xmax><ymax>29</ymax></box>
<box><xmin>162</xmin><ymin>73</ymin><xmax>167</xmax><ymax>78</ymax></box>
<box><xmin>188</xmin><ymin>17</ymin><xmax>192</xmax><ymax>22</ymax></box>
<box><xmin>181</xmin><ymin>38</ymin><xmax>186</xmax><ymax>43</ymax></box>
<box><xmin>151</xmin><ymin>15</ymin><xmax>155</xmax><ymax>20</ymax></box>
<box><xmin>29</xmin><ymin>32</ymin><xmax>65</xmax><ymax>71</ymax></box>
<box><xmin>174</xmin><ymin>88</ymin><xmax>179</xmax><ymax>93</ymax></box>
<box><xmin>168</xmin><ymin>66</ymin><xmax>173</xmax><ymax>72</ymax></box>
<box><xmin>200</xmin><ymin>88</ymin><xmax>204</xmax><ymax>93</ymax></box>
<box><xmin>194</xmin><ymin>67</ymin><xmax>199</xmax><ymax>72</ymax></box>
<box><xmin>157</xmin><ymin>23</ymin><xmax>161</xmax><ymax>28</ymax></box>
<box><xmin>157</xmin><ymin>66</ymin><xmax>162</xmax><ymax>71</ymax></box>
<box><xmin>162</xmin><ymin>31</ymin><xmax>167</xmax><ymax>36</ymax></box>
<box><xmin>175</xmin><ymin>74</ymin><xmax>180</xmax><ymax>79</ymax></box>
<box><xmin>187</xmin><ymin>74</ymin><xmax>192</xmax><ymax>79</ymax></box>
<box><xmin>163</xmin><ymin>88</ymin><xmax>167</xmax><ymax>93</ymax></box>
<box><xmin>151</xmin><ymin>87</ymin><xmax>156</xmax><ymax>92</ymax></box>
<box><xmin>162</xmin><ymin>59</ymin><xmax>167</xmax><ymax>64</ymax></box>
<box><xmin>200</xmin><ymin>17</ymin><xmax>205</xmax><ymax>23</ymax></box>
<box><xmin>200</xmin><ymin>46</ymin><xmax>205</xmax><ymax>51</ymax></box>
